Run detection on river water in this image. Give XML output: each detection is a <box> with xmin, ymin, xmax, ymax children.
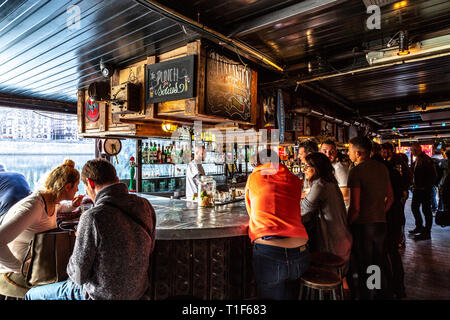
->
<box><xmin>0</xmin><ymin>139</ymin><xmax>143</xmax><ymax>195</ymax></box>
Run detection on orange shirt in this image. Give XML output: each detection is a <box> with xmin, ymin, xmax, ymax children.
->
<box><xmin>245</xmin><ymin>162</ymin><xmax>308</xmax><ymax>243</ymax></box>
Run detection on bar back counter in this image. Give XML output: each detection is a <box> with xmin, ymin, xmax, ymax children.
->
<box><xmin>137</xmin><ymin>194</ymin><xmax>257</xmax><ymax>300</ymax></box>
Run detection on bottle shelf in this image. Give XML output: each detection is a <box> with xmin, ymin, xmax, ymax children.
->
<box><xmin>140</xmin><ymin>162</ymin><xmax>225</xmax><ymax>166</ymax></box>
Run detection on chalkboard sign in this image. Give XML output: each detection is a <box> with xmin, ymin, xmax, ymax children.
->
<box><xmin>146</xmin><ymin>55</ymin><xmax>195</xmax><ymax>104</ymax></box>
<box><xmin>205</xmin><ymin>51</ymin><xmax>252</xmax><ymax>122</ymax></box>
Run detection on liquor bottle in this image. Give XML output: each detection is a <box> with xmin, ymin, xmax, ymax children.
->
<box><xmin>147</xmin><ymin>142</ymin><xmax>152</xmax><ymax>164</ymax></box>
<box><xmin>167</xmin><ymin>144</ymin><xmax>172</xmax><ymax>164</ymax></box>
<box><xmin>165</xmin><ymin>144</ymin><xmax>170</xmax><ymax>163</ymax></box>
<box><xmin>161</xmin><ymin>145</ymin><xmax>166</xmax><ymax>163</ymax></box>
<box><xmin>157</xmin><ymin>144</ymin><xmax>161</xmax><ymax>163</ymax></box>
<box><xmin>171</xmin><ymin>142</ymin><xmax>177</xmax><ymax>164</ymax></box>
<box><xmin>151</xmin><ymin>142</ymin><xmax>156</xmax><ymax>164</ymax></box>
<box><xmin>143</xmin><ymin>143</ymin><xmax>149</xmax><ymax>164</ymax></box>
<box><xmin>149</xmin><ymin>142</ymin><xmax>153</xmax><ymax>164</ymax></box>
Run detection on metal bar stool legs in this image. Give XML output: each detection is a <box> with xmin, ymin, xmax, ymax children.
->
<box><xmin>309</xmin><ymin>252</ymin><xmax>346</xmax><ymax>300</ymax></box>
<box><xmin>299</xmin><ymin>266</ymin><xmax>343</xmax><ymax>300</ymax></box>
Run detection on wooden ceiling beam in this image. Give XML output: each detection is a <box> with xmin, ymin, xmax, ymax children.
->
<box><xmin>0</xmin><ymin>93</ymin><xmax>76</xmax><ymax>114</ymax></box>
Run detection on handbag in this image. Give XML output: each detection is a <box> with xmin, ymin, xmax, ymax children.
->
<box><xmin>21</xmin><ymin>228</ymin><xmax>76</xmax><ymax>287</ymax></box>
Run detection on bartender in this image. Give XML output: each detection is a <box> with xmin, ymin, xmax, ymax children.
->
<box><xmin>186</xmin><ymin>144</ymin><xmax>206</xmax><ymax>201</ymax></box>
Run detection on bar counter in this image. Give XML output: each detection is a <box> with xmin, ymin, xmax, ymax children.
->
<box><xmin>137</xmin><ymin>193</ymin><xmax>250</xmax><ymax>240</ymax></box>
<box><xmin>136</xmin><ymin>194</ymin><xmax>256</xmax><ymax>300</ymax></box>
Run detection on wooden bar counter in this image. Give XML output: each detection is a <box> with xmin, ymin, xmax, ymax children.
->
<box><xmin>136</xmin><ymin>194</ymin><xmax>256</xmax><ymax>300</ymax></box>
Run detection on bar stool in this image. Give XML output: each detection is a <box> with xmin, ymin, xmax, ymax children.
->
<box><xmin>310</xmin><ymin>251</ymin><xmax>346</xmax><ymax>299</ymax></box>
<box><xmin>299</xmin><ymin>266</ymin><xmax>343</xmax><ymax>300</ymax></box>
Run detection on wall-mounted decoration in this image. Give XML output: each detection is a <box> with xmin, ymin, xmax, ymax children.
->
<box><xmin>146</xmin><ymin>55</ymin><xmax>195</xmax><ymax>104</ymax></box>
<box><xmin>338</xmin><ymin>126</ymin><xmax>344</xmax><ymax>142</ymax></box>
<box><xmin>86</xmin><ymin>98</ymin><xmax>100</xmax><ymax>122</ymax></box>
<box><xmin>349</xmin><ymin>125</ymin><xmax>358</xmax><ymax>139</ymax></box>
<box><xmin>205</xmin><ymin>51</ymin><xmax>252</xmax><ymax>122</ymax></box>
<box><xmin>294</xmin><ymin>116</ymin><xmax>304</xmax><ymax>133</ymax></box>
<box><xmin>304</xmin><ymin>117</ymin><xmax>311</xmax><ymax>136</ymax></box>
<box><xmin>262</xmin><ymin>94</ymin><xmax>276</xmax><ymax>127</ymax></box>
<box><xmin>277</xmin><ymin>89</ymin><xmax>285</xmax><ymax>144</ymax></box>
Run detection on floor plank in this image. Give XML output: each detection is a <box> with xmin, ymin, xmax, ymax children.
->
<box><xmin>401</xmin><ymin>196</ymin><xmax>450</xmax><ymax>300</ymax></box>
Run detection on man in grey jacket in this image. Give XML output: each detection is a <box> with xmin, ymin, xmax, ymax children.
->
<box><xmin>25</xmin><ymin>158</ymin><xmax>156</xmax><ymax>300</ymax></box>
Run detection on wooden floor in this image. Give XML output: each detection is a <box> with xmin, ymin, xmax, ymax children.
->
<box><xmin>400</xmin><ymin>196</ymin><xmax>450</xmax><ymax>300</ymax></box>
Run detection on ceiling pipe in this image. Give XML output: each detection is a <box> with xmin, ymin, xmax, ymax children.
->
<box><xmin>308</xmin><ymin>109</ymin><xmax>357</xmax><ymax>127</ymax></box>
<box><xmin>300</xmin><ymin>83</ymin><xmax>382</xmax><ymax>127</ymax></box>
<box><xmin>296</xmin><ymin>50</ymin><xmax>450</xmax><ymax>84</ymax></box>
<box><xmin>134</xmin><ymin>0</ymin><xmax>284</xmax><ymax>72</ymax></box>
<box><xmin>381</xmin><ymin>133</ymin><xmax>450</xmax><ymax>143</ymax></box>
<box><xmin>229</xmin><ymin>0</ymin><xmax>339</xmax><ymax>37</ymax></box>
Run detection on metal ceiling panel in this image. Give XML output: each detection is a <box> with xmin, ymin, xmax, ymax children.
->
<box><xmin>320</xmin><ymin>55</ymin><xmax>450</xmax><ymax>104</ymax></box>
<box><xmin>0</xmin><ymin>0</ymin><xmax>193</xmax><ymax>105</ymax></box>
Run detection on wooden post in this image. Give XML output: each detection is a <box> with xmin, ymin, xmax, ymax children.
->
<box><xmin>136</xmin><ymin>139</ymin><xmax>142</xmax><ymax>193</ymax></box>
<box><xmin>77</xmin><ymin>89</ymin><xmax>85</xmax><ymax>134</ymax></box>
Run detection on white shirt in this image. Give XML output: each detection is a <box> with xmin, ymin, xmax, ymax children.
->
<box><xmin>332</xmin><ymin>161</ymin><xmax>349</xmax><ymax>187</ymax></box>
<box><xmin>185</xmin><ymin>160</ymin><xmax>205</xmax><ymax>201</ymax></box>
<box><xmin>333</xmin><ymin>161</ymin><xmax>350</xmax><ymax>210</ymax></box>
<box><xmin>0</xmin><ymin>192</ymin><xmax>56</xmax><ymax>273</ymax></box>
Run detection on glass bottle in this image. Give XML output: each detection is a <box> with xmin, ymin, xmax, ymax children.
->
<box><xmin>151</xmin><ymin>142</ymin><xmax>156</xmax><ymax>164</ymax></box>
<box><xmin>157</xmin><ymin>144</ymin><xmax>161</xmax><ymax>163</ymax></box>
<box><xmin>143</xmin><ymin>143</ymin><xmax>149</xmax><ymax>164</ymax></box>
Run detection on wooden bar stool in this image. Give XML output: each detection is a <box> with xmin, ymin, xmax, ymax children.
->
<box><xmin>299</xmin><ymin>266</ymin><xmax>343</xmax><ymax>300</ymax></box>
<box><xmin>310</xmin><ymin>252</ymin><xmax>346</xmax><ymax>299</ymax></box>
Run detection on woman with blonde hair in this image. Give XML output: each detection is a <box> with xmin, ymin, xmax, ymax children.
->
<box><xmin>0</xmin><ymin>159</ymin><xmax>82</xmax><ymax>298</ymax></box>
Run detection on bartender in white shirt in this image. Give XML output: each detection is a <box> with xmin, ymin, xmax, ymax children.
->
<box><xmin>186</xmin><ymin>145</ymin><xmax>205</xmax><ymax>201</ymax></box>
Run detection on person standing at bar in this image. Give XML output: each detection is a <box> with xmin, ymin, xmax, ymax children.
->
<box><xmin>320</xmin><ymin>140</ymin><xmax>350</xmax><ymax>209</ymax></box>
<box><xmin>301</xmin><ymin>152</ymin><xmax>352</xmax><ymax>273</ymax></box>
<box><xmin>347</xmin><ymin>136</ymin><xmax>394</xmax><ymax>300</ymax></box>
<box><xmin>381</xmin><ymin>143</ymin><xmax>412</xmax><ymax>247</ymax></box>
<box><xmin>373</xmin><ymin>144</ymin><xmax>406</xmax><ymax>299</ymax></box>
<box><xmin>298</xmin><ymin>140</ymin><xmax>318</xmax><ymax>198</ymax></box>
<box><xmin>298</xmin><ymin>140</ymin><xmax>318</xmax><ymax>165</ymax></box>
<box><xmin>409</xmin><ymin>143</ymin><xmax>437</xmax><ymax>240</ymax></box>
<box><xmin>438</xmin><ymin>149</ymin><xmax>450</xmax><ymax>212</ymax></box>
<box><xmin>245</xmin><ymin>148</ymin><xmax>309</xmax><ymax>300</ymax></box>
<box><xmin>186</xmin><ymin>145</ymin><xmax>205</xmax><ymax>201</ymax></box>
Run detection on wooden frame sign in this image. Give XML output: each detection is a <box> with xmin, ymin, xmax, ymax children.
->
<box><xmin>205</xmin><ymin>51</ymin><xmax>253</xmax><ymax>122</ymax></box>
<box><xmin>146</xmin><ymin>55</ymin><xmax>195</xmax><ymax>104</ymax></box>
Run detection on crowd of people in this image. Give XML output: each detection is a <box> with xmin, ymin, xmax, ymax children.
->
<box><xmin>245</xmin><ymin>137</ymin><xmax>449</xmax><ymax>300</ymax></box>
<box><xmin>0</xmin><ymin>137</ymin><xmax>448</xmax><ymax>300</ymax></box>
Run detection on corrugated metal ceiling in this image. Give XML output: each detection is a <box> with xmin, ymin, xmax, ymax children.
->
<box><xmin>0</xmin><ymin>0</ymin><xmax>194</xmax><ymax>105</ymax></box>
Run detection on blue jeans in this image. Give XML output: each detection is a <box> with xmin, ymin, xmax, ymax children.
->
<box><xmin>252</xmin><ymin>243</ymin><xmax>309</xmax><ymax>300</ymax></box>
<box><xmin>25</xmin><ymin>280</ymin><xmax>84</xmax><ymax>300</ymax></box>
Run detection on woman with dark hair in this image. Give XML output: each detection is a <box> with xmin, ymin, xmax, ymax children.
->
<box><xmin>301</xmin><ymin>152</ymin><xmax>352</xmax><ymax>272</ymax></box>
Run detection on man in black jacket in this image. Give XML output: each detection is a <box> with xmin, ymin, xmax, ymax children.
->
<box><xmin>381</xmin><ymin>143</ymin><xmax>412</xmax><ymax>247</ymax></box>
<box><xmin>409</xmin><ymin>143</ymin><xmax>437</xmax><ymax>240</ymax></box>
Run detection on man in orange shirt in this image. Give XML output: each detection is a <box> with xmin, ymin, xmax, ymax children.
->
<box><xmin>245</xmin><ymin>148</ymin><xmax>309</xmax><ymax>300</ymax></box>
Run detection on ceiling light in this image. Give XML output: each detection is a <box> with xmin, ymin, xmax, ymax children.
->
<box><xmin>162</xmin><ymin>122</ymin><xmax>178</xmax><ymax>133</ymax></box>
<box><xmin>394</xmin><ymin>1</ymin><xmax>407</xmax><ymax>9</ymax></box>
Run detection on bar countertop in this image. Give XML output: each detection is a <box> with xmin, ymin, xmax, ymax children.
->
<box><xmin>136</xmin><ymin>193</ymin><xmax>250</xmax><ymax>240</ymax></box>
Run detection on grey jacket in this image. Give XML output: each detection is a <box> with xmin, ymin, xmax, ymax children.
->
<box><xmin>301</xmin><ymin>178</ymin><xmax>352</xmax><ymax>265</ymax></box>
<box><xmin>67</xmin><ymin>183</ymin><xmax>156</xmax><ymax>300</ymax></box>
